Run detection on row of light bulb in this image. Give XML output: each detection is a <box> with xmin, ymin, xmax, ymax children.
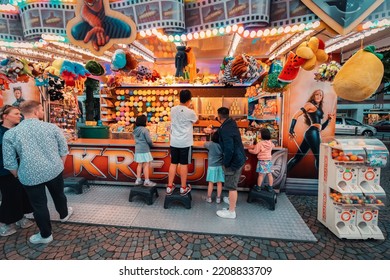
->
<box><xmin>140</xmin><ymin>21</ymin><xmax>321</xmax><ymax>43</ymax></box>
<box><xmin>0</xmin><ymin>45</ymin><xmax>80</xmax><ymax>64</ymax></box>
<box><xmin>49</xmin><ymin>41</ymin><xmax>111</xmax><ymax>62</ymax></box>
<box><xmin>269</xmin><ymin>30</ymin><xmax>315</xmax><ymax>60</ymax></box>
<box><xmin>0</xmin><ymin>4</ymin><xmax>18</xmax><ymax>12</ymax></box>
<box><xmin>325</xmin><ymin>27</ymin><xmax>386</xmax><ymax>53</ymax></box>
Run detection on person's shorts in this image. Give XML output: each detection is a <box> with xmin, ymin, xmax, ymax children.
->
<box><xmin>223</xmin><ymin>166</ymin><xmax>243</xmax><ymax>190</ymax></box>
<box><xmin>170</xmin><ymin>146</ymin><xmax>192</xmax><ymax>165</ymax></box>
<box><xmin>256</xmin><ymin>160</ymin><xmax>273</xmax><ymax>174</ymax></box>
<box><xmin>134</xmin><ymin>152</ymin><xmax>153</xmax><ymax>163</ymax></box>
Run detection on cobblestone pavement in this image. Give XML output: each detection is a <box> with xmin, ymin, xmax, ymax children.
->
<box><xmin>1</xmin><ymin>146</ymin><xmax>389</xmax><ymax>260</ymax></box>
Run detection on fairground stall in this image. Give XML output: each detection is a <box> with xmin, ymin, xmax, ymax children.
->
<box><xmin>0</xmin><ymin>0</ymin><xmax>389</xmax><ymax>195</ymax></box>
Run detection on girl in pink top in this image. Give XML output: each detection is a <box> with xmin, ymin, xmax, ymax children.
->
<box><xmin>248</xmin><ymin>128</ymin><xmax>275</xmax><ymax>192</ymax></box>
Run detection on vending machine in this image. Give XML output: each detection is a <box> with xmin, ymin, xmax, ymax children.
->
<box><xmin>318</xmin><ymin>137</ymin><xmax>388</xmax><ymax>240</ymax></box>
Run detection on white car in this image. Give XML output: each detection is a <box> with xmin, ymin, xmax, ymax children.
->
<box><xmin>335</xmin><ymin>117</ymin><xmax>377</xmax><ymax>136</ymax></box>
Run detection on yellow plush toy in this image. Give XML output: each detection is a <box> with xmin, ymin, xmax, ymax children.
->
<box><xmin>296</xmin><ymin>37</ymin><xmax>328</xmax><ymax>71</ymax></box>
<box><xmin>333</xmin><ymin>46</ymin><xmax>384</xmax><ymax>102</ymax></box>
<box><xmin>44</xmin><ymin>59</ymin><xmax>64</xmax><ymax>77</ymax></box>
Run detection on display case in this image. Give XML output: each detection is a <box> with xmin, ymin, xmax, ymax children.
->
<box><xmin>318</xmin><ymin>137</ymin><xmax>388</xmax><ymax>239</ymax></box>
<box><xmin>245</xmin><ymin>85</ymin><xmax>282</xmax><ymax>146</ymax></box>
<box><xmin>100</xmin><ymin>85</ymin><xmax>116</xmax><ymax>125</ymax></box>
<box><xmin>49</xmin><ymin>99</ymin><xmax>78</xmax><ymax>142</ymax></box>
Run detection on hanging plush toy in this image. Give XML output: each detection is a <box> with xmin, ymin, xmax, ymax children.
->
<box><xmin>222</xmin><ymin>54</ymin><xmax>262</xmax><ymax>85</ymax></box>
<box><xmin>31</xmin><ymin>62</ymin><xmax>50</xmax><ymax>77</ymax></box>
<box><xmin>110</xmin><ymin>49</ymin><xmax>127</xmax><ymax>71</ymax></box>
<box><xmin>134</xmin><ymin>65</ymin><xmax>152</xmax><ymax>81</ymax></box>
<box><xmin>175</xmin><ymin>46</ymin><xmax>187</xmax><ymax>77</ymax></box>
<box><xmin>47</xmin><ymin>76</ymin><xmax>65</xmax><ymax>101</ymax></box>
<box><xmin>85</xmin><ymin>60</ymin><xmax>105</xmax><ymax>76</ymax></box>
<box><xmin>185</xmin><ymin>47</ymin><xmax>197</xmax><ymax>83</ymax></box>
<box><xmin>124</xmin><ymin>51</ymin><xmax>138</xmax><ymax>72</ymax></box>
<box><xmin>0</xmin><ymin>73</ymin><xmax>11</xmax><ymax>90</ymax></box>
<box><xmin>333</xmin><ymin>46</ymin><xmax>384</xmax><ymax>102</ymax></box>
<box><xmin>278</xmin><ymin>51</ymin><xmax>306</xmax><ymax>83</ymax></box>
<box><xmin>45</xmin><ymin>59</ymin><xmax>64</xmax><ymax>77</ymax></box>
<box><xmin>296</xmin><ymin>37</ymin><xmax>328</xmax><ymax>71</ymax></box>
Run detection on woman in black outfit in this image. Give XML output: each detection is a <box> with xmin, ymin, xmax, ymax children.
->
<box><xmin>0</xmin><ymin>105</ymin><xmax>33</xmax><ymax>237</ymax></box>
<box><xmin>287</xmin><ymin>89</ymin><xmax>333</xmax><ymax>171</ymax></box>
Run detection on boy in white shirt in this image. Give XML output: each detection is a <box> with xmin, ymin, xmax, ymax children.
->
<box><xmin>167</xmin><ymin>90</ymin><xmax>198</xmax><ymax>196</ymax></box>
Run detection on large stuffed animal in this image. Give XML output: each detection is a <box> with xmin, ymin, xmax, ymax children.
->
<box><xmin>296</xmin><ymin>37</ymin><xmax>328</xmax><ymax>71</ymax></box>
<box><xmin>185</xmin><ymin>47</ymin><xmax>196</xmax><ymax>83</ymax></box>
<box><xmin>278</xmin><ymin>52</ymin><xmax>306</xmax><ymax>83</ymax></box>
<box><xmin>333</xmin><ymin>46</ymin><xmax>384</xmax><ymax>102</ymax></box>
<box><xmin>175</xmin><ymin>46</ymin><xmax>187</xmax><ymax>77</ymax></box>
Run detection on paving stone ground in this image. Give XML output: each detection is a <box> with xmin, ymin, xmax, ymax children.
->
<box><xmin>1</xmin><ymin>144</ymin><xmax>389</xmax><ymax>260</ymax></box>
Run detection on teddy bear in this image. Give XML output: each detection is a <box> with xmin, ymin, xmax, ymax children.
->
<box><xmin>333</xmin><ymin>45</ymin><xmax>384</xmax><ymax>102</ymax></box>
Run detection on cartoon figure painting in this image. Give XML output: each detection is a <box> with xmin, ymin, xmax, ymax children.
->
<box><xmin>66</xmin><ymin>0</ymin><xmax>137</xmax><ymax>55</ymax></box>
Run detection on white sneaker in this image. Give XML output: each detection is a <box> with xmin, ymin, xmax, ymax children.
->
<box><xmin>60</xmin><ymin>207</ymin><xmax>73</xmax><ymax>223</ymax></box>
<box><xmin>216</xmin><ymin>197</ymin><xmax>221</xmax><ymax>204</ymax></box>
<box><xmin>203</xmin><ymin>196</ymin><xmax>212</xmax><ymax>203</ymax></box>
<box><xmin>24</xmin><ymin>213</ymin><xmax>34</xmax><ymax>219</ymax></box>
<box><xmin>216</xmin><ymin>209</ymin><xmax>236</xmax><ymax>219</ymax></box>
<box><xmin>144</xmin><ymin>180</ymin><xmax>156</xmax><ymax>187</ymax></box>
<box><xmin>16</xmin><ymin>217</ymin><xmax>34</xmax><ymax>229</ymax></box>
<box><xmin>223</xmin><ymin>196</ymin><xmax>230</xmax><ymax>205</ymax></box>
<box><xmin>166</xmin><ymin>184</ymin><xmax>175</xmax><ymax>195</ymax></box>
<box><xmin>135</xmin><ymin>179</ymin><xmax>143</xmax><ymax>185</ymax></box>
<box><xmin>29</xmin><ymin>232</ymin><xmax>53</xmax><ymax>244</ymax></box>
<box><xmin>0</xmin><ymin>224</ymin><xmax>17</xmax><ymax>237</ymax></box>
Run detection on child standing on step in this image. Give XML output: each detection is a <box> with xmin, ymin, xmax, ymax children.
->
<box><xmin>132</xmin><ymin>115</ymin><xmax>156</xmax><ymax>187</ymax></box>
<box><xmin>248</xmin><ymin>128</ymin><xmax>275</xmax><ymax>192</ymax></box>
<box><xmin>204</xmin><ymin>131</ymin><xmax>224</xmax><ymax>203</ymax></box>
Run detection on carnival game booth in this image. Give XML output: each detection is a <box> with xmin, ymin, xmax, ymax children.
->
<box><xmin>0</xmin><ymin>0</ymin><xmax>389</xmax><ymax>195</ymax></box>
<box><xmin>65</xmin><ymin>84</ymin><xmax>288</xmax><ymax>192</ymax></box>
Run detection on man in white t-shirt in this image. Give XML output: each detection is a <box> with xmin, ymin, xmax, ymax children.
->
<box><xmin>167</xmin><ymin>90</ymin><xmax>198</xmax><ymax>196</ymax></box>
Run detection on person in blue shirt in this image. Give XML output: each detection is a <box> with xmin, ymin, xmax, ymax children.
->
<box><xmin>204</xmin><ymin>131</ymin><xmax>224</xmax><ymax>203</ymax></box>
<box><xmin>2</xmin><ymin>101</ymin><xmax>72</xmax><ymax>245</ymax></box>
<box><xmin>0</xmin><ymin>105</ymin><xmax>33</xmax><ymax>237</ymax></box>
<box><xmin>132</xmin><ymin>115</ymin><xmax>156</xmax><ymax>187</ymax></box>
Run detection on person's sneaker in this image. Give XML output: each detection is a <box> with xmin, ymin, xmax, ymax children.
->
<box><xmin>24</xmin><ymin>213</ymin><xmax>34</xmax><ymax>219</ymax></box>
<box><xmin>216</xmin><ymin>209</ymin><xmax>236</xmax><ymax>219</ymax></box>
<box><xmin>135</xmin><ymin>178</ymin><xmax>143</xmax><ymax>185</ymax></box>
<box><xmin>16</xmin><ymin>217</ymin><xmax>34</xmax><ymax>229</ymax></box>
<box><xmin>216</xmin><ymin>197</ymin><xmax>221</xmax><ymax>204</ymax></box>
<box><xmin>264</xmin><ymin>185</ymin><xmax>274</xmax><ymax>192</ymax></box>
<box><xmin>144</xmin><ymin>180</ymin><xmax>157</xmax><ymax>187</ymax></box>
<box><xmin>0</xmin><ymin>224</ymin><xmax>17</xmax><ymax>237</ymax></box>
<box><xmin>223</xmin><ymin>196</ymin><xmax>230</xmax><ymax>205</ymax></box>
<box><xmin>166</xmin><ymin>184</ymin><xmax>175</xmax><ymax>195</ymax></box>
<box><xmin>254</xmin><ymin>185</ymin><xmax>262</xmax><ymax>192</ymax></box>
<box><xmin>60</xmin><ymin>207</ymin><xmax>73</xmax><ymax>223</ymax></box>
<box><xmin>29</xmin><ymin>232</ymin><xmax>53</xmax><ymax>244</ymax></box>
<box><xmin>204</xmin><ymin>196</ymin><xmax>212</xmax><ymax>203</ymax></box>
<box><xmin>180</xmin><ymin>184</ymin><xmax>192</xmax><ymax>196</ymax></box>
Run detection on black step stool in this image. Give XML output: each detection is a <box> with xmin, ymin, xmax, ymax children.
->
<box><xmin>129</xmin><ymin>186</ymin><xmax>159</xmax><ymax>205</ymax></box>
<box><xmin>247</xmin><ymin>188</ymin><xmax>277</xmax><ymax>211</ymax></box>
<box><xmin>64</xmin><ymin>177</ymin><xmax>89</xmax><ymax>194</ymax></box>
<box><xmin>164</xmin><ymin>188</ymin><xmax>192</xmax><ymax>209</ymax></box>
